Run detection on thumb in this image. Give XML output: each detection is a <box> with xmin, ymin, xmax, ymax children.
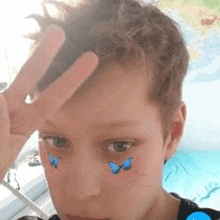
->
<box><xmin>0</xmin><ymin>94</ymin><xmax>10</xmax><ymax>179</ymax></box>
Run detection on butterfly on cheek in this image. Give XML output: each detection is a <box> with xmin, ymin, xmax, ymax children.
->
<box><xmin>48</xmin><ymin>153</ymin><xmax>61</xmax><ymax>169</ymax></box>
<box><xmin>108</xmin><ymin>157</ymin><xmax>133</xmax><ymax>175</ymax></box>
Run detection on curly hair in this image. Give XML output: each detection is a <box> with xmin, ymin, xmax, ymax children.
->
<box><xmin>24</xmin><ymin>0</ymin><xmax>189</xmax><ymax>145</ymax></box>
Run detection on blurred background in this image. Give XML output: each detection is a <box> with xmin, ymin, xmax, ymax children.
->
<box><xmin>0</xmin><ymin>0</ymin><xmax>220</xmax><ymax>219</ymax></box>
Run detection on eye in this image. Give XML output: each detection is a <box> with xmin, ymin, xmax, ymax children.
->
<box><xmin>106</xmin><ymin>141</ymin><xmax>133</xmax><ymax>153</ymax></box>
<box><xmin>40</xmin><ymin>136</ymin><xmax>68</xmax><ymax>149</ymax></box>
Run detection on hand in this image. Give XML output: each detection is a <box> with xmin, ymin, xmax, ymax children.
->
<box><xmin>0</xmin><ymin>25</ymin><xmax>99</xmax><ymax>180</ymax></box>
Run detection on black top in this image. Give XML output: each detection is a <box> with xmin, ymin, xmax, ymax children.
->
<box><xmin>17</xmin><ymin>193</ymin><xmax>220</xmax><ymax>220</ymax></box>
<box><xmin>171</xmin><ymin>192</ymin><xmax>220</xmax><ymax>220</ymax></box>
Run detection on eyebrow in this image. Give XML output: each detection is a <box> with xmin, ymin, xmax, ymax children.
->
<box><xmin>43</xmin><ymin>119</ymin><xmax>142</xmax><ymax>131</ymax></box>
<box><xmin>86</xmin><ymin>120</ymin><xmax>143</xmax><ymax>132</ymax></box>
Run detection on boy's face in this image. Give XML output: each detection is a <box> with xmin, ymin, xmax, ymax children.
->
<box><xmin>38</xmin><ymin>58</ymin><xmax>186</xmax><ymax>220</ymax></box>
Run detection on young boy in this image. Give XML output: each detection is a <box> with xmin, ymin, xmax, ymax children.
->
<box><xmin>1</xmin><ymin>0</ymin><xmax>220</xmax><ymax>219</ymax></box>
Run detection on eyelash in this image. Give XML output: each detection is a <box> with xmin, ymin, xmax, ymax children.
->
<box><xmin>40</xmin><ymin>136</ymin><xmax>68</xmax><ymax>149</ymax></box>
<box><xmin>39</xmin><ymin>136</ymin><xmax>134</xmax><ymax>153</ymax></box>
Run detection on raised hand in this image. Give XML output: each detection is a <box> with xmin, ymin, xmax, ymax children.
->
<box><xmin>0</xmin><ymin>25</ymin><xmax>99</xmax><ymax>180</ymax></box>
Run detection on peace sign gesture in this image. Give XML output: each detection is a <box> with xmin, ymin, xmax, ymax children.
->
<box><xmin>0</xmin><ymin>25</ymin><xmax>99</xmax><ymax>180</ymax></box>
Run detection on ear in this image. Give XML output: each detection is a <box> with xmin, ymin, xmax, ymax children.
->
<box><xmin>163</xmin><ymin>101</ymin><xmax>187</xmax><ymax>160</ymax></box>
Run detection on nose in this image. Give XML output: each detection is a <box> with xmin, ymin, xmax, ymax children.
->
<box><xmin>64</xmin><ymin>147</ymin><xmax>103</xmax><ymax>200</ymax></box>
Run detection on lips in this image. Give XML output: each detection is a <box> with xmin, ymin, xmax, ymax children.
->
<box><xmin>67</xmin><ymin>218</ymin><xmax>108</xmax><ymax>220</ymax></box>
<box><xmin>66</xmin><ymin>214</ymin><xmax>109</xmax><ymax>220</ymax></box>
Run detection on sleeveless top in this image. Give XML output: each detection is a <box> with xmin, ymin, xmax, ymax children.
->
<box><xmin>17</xmin><ymin>192</ymin><xmax>220</xmax><ymax>220</ymax></box>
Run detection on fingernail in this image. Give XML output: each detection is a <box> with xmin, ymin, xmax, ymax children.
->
<box><xmin>36</xmin><ymin>25</ymin><xmax>65</xmax><ymax>51</ymax></box>
<box><xmin>44</xmin><ymin>25</ymin><xmax>66</xmax><ymax>40</ymax></box>
<box><xmin>44</xmin><ymin>25</ymin><xmax>61</xmax><ymax>35</ymax></box>
<box><xmin>84</xmin><ymin>51</ymin><xmax>99</xmax><ymax>69</ymax></box>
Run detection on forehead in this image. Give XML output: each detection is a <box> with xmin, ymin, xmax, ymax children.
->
<box><xmin>61</xmin><ymin>58</ymin><xmax>151</xmax><ymax>107</ymax></box>
<box><xmin>59</xmin><ymin>59</ymin><xmax>149</xmax><ymax>112</ymax></box>
<box><xmin>40</xmin><ymin>58</ymin><xmax>161</xmax><ymax>134</ymax></box>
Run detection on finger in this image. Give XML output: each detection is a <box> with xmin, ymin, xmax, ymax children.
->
<box><xmin>0</xmin><ymin>95</ymin><xmax>10</xmax><ymax>143</ymax></box>
<box><xmin>4</xmin><ymin>25</ymin><xmax>66</xmax><ymax>108</ymax></box>
<box><xmin>32</xmin><ymin>51</ymin><xmax>99</xmax><ymax>119</ymax></box>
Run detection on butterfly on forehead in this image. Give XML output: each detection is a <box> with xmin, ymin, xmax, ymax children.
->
<box><xmin>108</xmin><ymin>157</ymin><xmax>133</xmax><ymax>175</ymax></box>
<box><xmin>48</xmin><ymin>153</ymin><xmax>61</xmax><ymax>169</ymax></box>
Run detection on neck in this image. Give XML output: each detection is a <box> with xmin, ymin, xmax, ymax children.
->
<box><xmin>140</xmin><ymin>189</ymin><xmax>181</xmax><ymax>220</ymax></box>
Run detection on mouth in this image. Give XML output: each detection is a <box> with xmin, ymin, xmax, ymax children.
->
<box><xmin>66</xmin><ymin>215</ymin><xmax>110</xmax><ymax>220</ymax></box>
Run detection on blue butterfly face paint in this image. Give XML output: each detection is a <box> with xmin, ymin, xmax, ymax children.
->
<box><xmin>48</xmin><ymin>153</ymin><xmax>61</xmax><ymax>169</ymax></box>
<box><xmin>108</xmin><ymin>157</ymin><xmax>133</xmax><ymax>175</ymax></box>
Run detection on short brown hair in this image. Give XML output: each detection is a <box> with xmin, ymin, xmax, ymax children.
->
<box><xmin>24</xmin><ymin>0</ymin><xmax>189</xmax><ymax>142</ymax></box>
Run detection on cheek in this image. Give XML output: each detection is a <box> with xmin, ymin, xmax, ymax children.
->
<box><xmin>39</xmin><ymin>144</ymin><xmax>47</xmax><ymax>165</ymax></box>
<box><xmin>39</xmin><ymin>144</ymin><xmax>62</xmax><ymax>182</ymax></box>
<box><xmin>104</xmin><ymin>157</ymin><xmax>144</xmax><ymax>190</ymax></box>
<box><xmin>128</xmin><ymin>155</ymin><xmax>163</xmax><ymax>190</ymax></box>
<box><xmin>39</xmin><ymin>144</ymin><xmax>50</xmax><ymax>168</ymax></box>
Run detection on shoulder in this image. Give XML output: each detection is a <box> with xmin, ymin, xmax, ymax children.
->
<box><xmin>171</xmin><ymin>192</ymin><xmax>220</xmax><ymax>220</ymax></box>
